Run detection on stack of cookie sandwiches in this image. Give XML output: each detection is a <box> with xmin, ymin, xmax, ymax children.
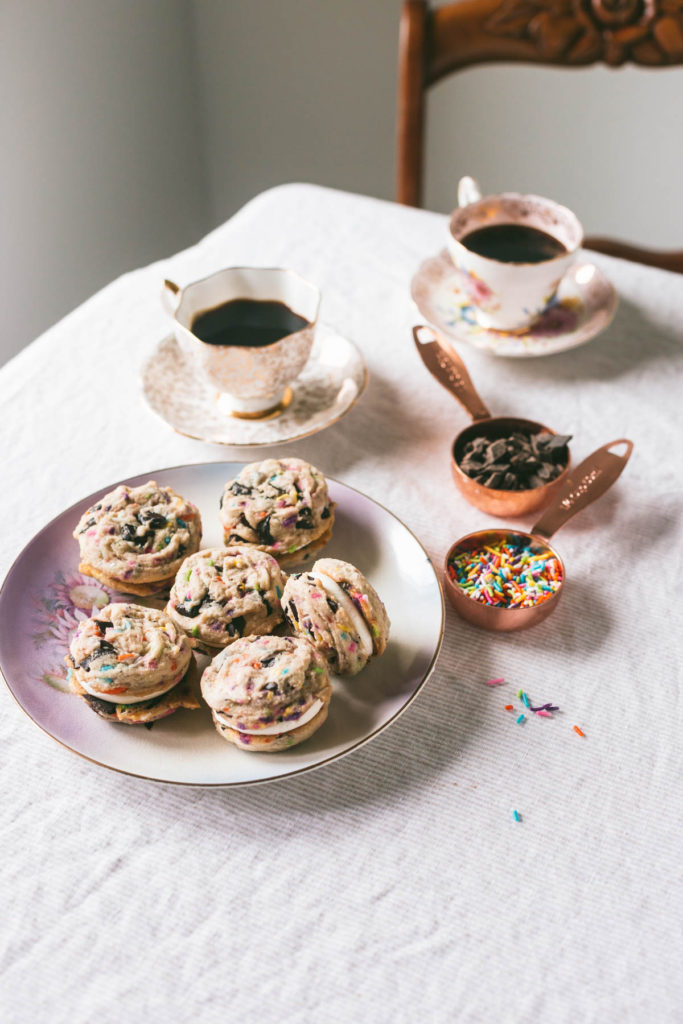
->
<box><xmin>66</xmin><ymin>458</ymin><xmax>390</xmax><ymax>750</ymax></box>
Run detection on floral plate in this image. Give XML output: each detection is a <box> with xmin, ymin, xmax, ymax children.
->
<box><xmin>411</xmin><ymin>250</ymin><xmax>617</xmax><ymax>357</ymax></box>
<box><xmin>0</xmin><ymin>463</ymin><xmax>444</xmax><ymax>786</ymax></box>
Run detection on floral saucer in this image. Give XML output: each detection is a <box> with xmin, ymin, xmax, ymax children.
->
<box><xmin>141</xmin><ymin>323</ymin><xmax>367</xmax><ymax>446</ymax></box>
<box><xmin>411</xmin><ymin>250</ymin><xmax>617</xmax><ymax>358</ymax></box>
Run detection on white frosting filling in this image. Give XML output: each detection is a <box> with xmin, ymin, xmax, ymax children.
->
<box><xmin>315</xmin><ymin>572</ymin><xmax>374</xmax><ymax>657</ymax></box>
<box><xmin>78</xmin><ymin>675</ymin><xmax>176</xmax><ymax>705</ymax></box>
<box><xmin>214</xmin><ymin>698</ymin><xmax>323</xmax><ymax>735</ymax></box>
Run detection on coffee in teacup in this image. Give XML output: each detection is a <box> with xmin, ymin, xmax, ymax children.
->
<box><xmin>448</xmin><ymin>178</ymin><xmax>583</xmax><ymax>331</ymax></box>
<box><xmin>162</xmin><ymin>267</ymin><xmax>319</xmax><ymax>417</ymax></box>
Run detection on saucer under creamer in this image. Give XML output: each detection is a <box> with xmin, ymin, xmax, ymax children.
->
<box><xmin>411</xmin><ymin>250</ymin><xmax>617</xmax><ymax>358</ymax></box>
<box><xmin>141</xmin><ymin>322</ymin><xmax>367</xmax><ymax>446</ymax></box>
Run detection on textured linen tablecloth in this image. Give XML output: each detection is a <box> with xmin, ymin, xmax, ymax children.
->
<box><xmin>1</xmin><ymin>184</ymin><xmax>682</xmax><ymax>1024</ymax></box>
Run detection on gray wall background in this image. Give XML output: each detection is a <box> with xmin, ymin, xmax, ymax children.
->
<box><xmin>2</xmin><ymin>0</ymin><xmax>682</xmax><ymax>365</ymax></box>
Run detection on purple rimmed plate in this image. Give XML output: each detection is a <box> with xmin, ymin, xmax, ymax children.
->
<box><xmin>0</xmin><ymin>462</ymin><xmax>444</xmax><ymax>786</ymax></box>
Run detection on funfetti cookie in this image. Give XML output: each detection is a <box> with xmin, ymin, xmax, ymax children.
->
<box><xmin>166</xmin><ymin>546</ymin><xmax>286</xmax><ymax>648</ymax></box>
<box><xmin>65</xmin><ymin>603</ymin><xmax>197</xmax><ymax>725</ymax></box>
<box><xmin>201</xmin><ymin>634</ymin><xmax>332</xmax><ymax>752</ymax></box>
<box><xmin>281</xmin><ymin>558</ymin><xmax>390</xmax><ymax>676</ymax></box>
<box><xmin>74</xmin><ymin>481</ymin><xmax>202</xmax><ymax>595</ymax></box>
<box><xmin>218</xmin><ymin>458</ymin><xmax>334</xmax><ymax>568</ymax></box>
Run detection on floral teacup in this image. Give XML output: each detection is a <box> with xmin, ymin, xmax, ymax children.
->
<box><xmin>447</xmin><ymin>177</ymin><xmax>583</xmax><ymax>331</ymax></box>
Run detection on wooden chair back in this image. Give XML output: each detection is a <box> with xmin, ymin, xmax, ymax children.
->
<box><xmin>397</xmin><ymin>0</ymin><xmax>683</xmax><ymax>272</ymax></box>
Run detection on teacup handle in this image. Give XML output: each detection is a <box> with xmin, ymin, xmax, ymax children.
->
<box><xmin>412</xmin><ymin>325</ymin><xmax>491</xmax><ymax>422</ymax></box>
<box><xmin>532</xmin><ymin>439</ymin><xmax>634</xmax><ymax>541</ymax></box>
<box><xmin>161</xmin><ymin>278</ymin><xmax>181</xmax><ymax>316</ymax></box>
<box><xmin>457</xmin><ymin>176</ymin><xmax>483</xmax><ymax>208</ymax></box>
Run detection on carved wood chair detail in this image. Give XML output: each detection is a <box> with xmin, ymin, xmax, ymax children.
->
<box><xmin>397</xmin><ymin>0</ymin><xmax>683</xmax><ymax>272</ymax></box>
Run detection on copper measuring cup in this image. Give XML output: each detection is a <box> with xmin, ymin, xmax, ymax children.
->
<box><xmin>443</xmin><ymin>438</ymin><xmax>633</xmax><ymax>631</ymax></box>
<box><xmin>413</xmin><ymin>324</ymin><xmax>570</xmax><ymax>517</ymax></box>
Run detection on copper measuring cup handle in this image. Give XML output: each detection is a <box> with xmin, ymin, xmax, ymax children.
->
<box><xmin>531</xmin><ymin>439</ymin><xmax>634</xmax><ymax>541</ymax></box>
<box><xmin>412</xmin><ymin>324</ymin><xmax>491</xmax><ymax>422</ymax></box>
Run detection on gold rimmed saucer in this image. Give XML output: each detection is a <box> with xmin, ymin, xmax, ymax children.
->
<box><xmin>141</xmin><ymin>323</ymin><xmax>368</xmax><ymax>446</ymax></box>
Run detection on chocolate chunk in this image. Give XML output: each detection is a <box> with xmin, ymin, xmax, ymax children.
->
<box><xmin>488</xmin><ymin>439</ymin><xmax>508</xmax><ymax>462</ymax></box>
<box><xmin>120</xmin><ymin>523</ymin><xmax>146</xmax><ymax>545</ymax></box>
<box><xmin>544</xmin><ymin>434</ymin><xmax>572</xmax><ymax>451</ymax></box>
<box><xmin>84</xmin><ymin>695</ymin><xmax>118</xmax><ymax>719</ymax></box>
<box><xmin>533</xmin><ymin>432</ymin><xmax>552</xmax><ymax>447</ymax></box>
<box><xmin>79</xmin><ymin>639</ymin><xmax>117</xmax><ymax>671</ymax></box>
<box><xmin>175</xmin><ymin>603</ymin><xmax>201</xmax><ymax>618</ymax></box>
<box><xmin>226</xmin><ymin>615</ymin><xmax>246</xmax><ymax>637</ymax></box>
<box><xmin>484</xmin><ymin>471</ymin><xmax>504</xmax><ymax>488</ymax></box>
<box><xmin>230</xmin><ymin>482</ymin><xmax>252</xmax><ymax>496</ymax></box>
<box><xmin>176</xmin><ymin>593</ymin><xmax>211</xmax><ymax>618</ymax></box>
<box><xmin>321</xmin><ymin>506</ymin><xmax>331</xmax><ymax>520</ymax></box>
<box><xmin>295</xmin><ymin>507</ymin><xmax>314</xmax><ymax>530</ymax></box>
<box><xmin>256</xmin><ymin>514</ymin><xmax>275</xmax><ymax>545</ymax></box>
<box><xmin>326</xmin><ymin>597</ymin><xmax>339</xmax><ymax>614</ymax></box>
<box><xmin>288</xmin><ymin>600</ymin><xmax>299</xmax><ymax>623</ymax></box>
<box><xmin>139</xmin><ymin>511</ymin><xmax>167</xmax><ymax>530</ymax></box>
<box><xmin>260</xmin><ymin>655</ymin><xmax>279</xmax><ymax>668</ymax></box>
<box><xmin>92</xmin><ymin>619</ymin><xmax>112</xmax><ymax>633</ymax></box>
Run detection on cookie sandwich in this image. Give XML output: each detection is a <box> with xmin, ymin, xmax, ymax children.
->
<box><xmin>219</xmin><ymin>458</ymin><xmax>334</xmax><ymax>568</ymax></box>
<box><xmin>74</xmin><ymin>481</ymin><xmax>202</xmax><ymax>595</ymax></box>
<box><xmin>66</xmin><ymin>603</ymin><xmax>197</xmax><ymax>724</ymax></box>
<box><xmin>281</xmin><ymin>558</ymin><xmax>390</xmax><ymax>675</ymax></box>
<box><xmin>166</xmin><ymin>546</ymin><xmax>286</xmax><ymax>649</ymax></box>
<box><xmin>201</xmin><ymin>634</ymin><xmax>332</xmax><ymax>752</ymax></box>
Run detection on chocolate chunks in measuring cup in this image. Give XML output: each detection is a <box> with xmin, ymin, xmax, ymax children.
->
<box><xmin>458</xmin><ymin>431</ymin><xmax>571</xmax><ymax>491</ymax></box>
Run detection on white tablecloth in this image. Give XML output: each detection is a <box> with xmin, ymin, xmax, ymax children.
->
<box><xmin>2</xmin><ymin>185</ymin><xmax>682</xmax><ymax>1024</ymax></box>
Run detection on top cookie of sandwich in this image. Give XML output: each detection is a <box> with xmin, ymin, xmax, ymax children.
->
<box><xmin>219</xmin><ymin>458</ymin><xmax>333</xmax><ymax>566</ymax></box>
<box><xmin>74</xmin><ymin>481</ymin><xmax>202</xmax><ymax>593</ymax></box>
<box><xmin>166</xmin><ymin>546</ymin><xmax>286</xmax><ymax>648</ymax></box>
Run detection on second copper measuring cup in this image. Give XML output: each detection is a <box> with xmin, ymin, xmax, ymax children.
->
<box><xmin>413</xmin><ymin>324</ymin><xmax>570</xmax><ymax>517</ymax></box>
